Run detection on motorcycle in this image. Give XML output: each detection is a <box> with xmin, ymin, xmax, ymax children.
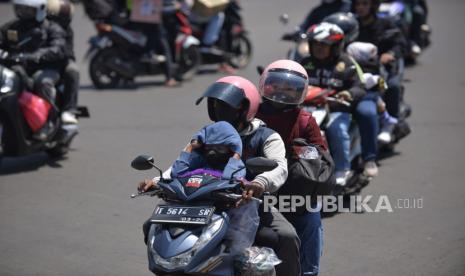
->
<box><xmin>0</xmin><ymin>63</ymin><xmax>89</xmax><ymax>160</ymax></box>
<box><xmin>86</xmin><ymin>15</ymin><xmax>201</xmax><ymax>89</ymax></box>
<box><xmin>190</xmin><ymin>3</ymin><xmax>252</xmax><ymax>69</ymax></box>
<box><xmin>378</xmin><ymin>0</ymin><xmax>431</xmax><ymax>63</ymax></box>
<box><xmin>302</xmin><ymin>86</ymin><xmax>369</xmax><ymax>195</ymax></box>
<box><xmin>130</xmin><ymin>155</ymin><xmax>280</xmax><ymax>275</ymax></box>
<box><xmin>279</xmin><ymin>14</ymin><xmax>310</xmax><ymax>63</ymax></box>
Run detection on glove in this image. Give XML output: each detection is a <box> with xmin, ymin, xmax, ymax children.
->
<box><xmin>336</xmin><ymin>90</ymin><xmax>353</xmax><ymax>102</ymax></box>
<box><xmin>0</xmin><ymin>49</ymin><xmax>9</xmax><ymax>60</ymax></box>
<box><xmin>9</xmin><ymin>53</ymin><xmax>38</xmax><ymax>64</ymax></box>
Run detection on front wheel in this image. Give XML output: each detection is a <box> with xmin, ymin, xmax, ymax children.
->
<box><xmin>89</xmin><ymin>48</ymin><xmax>122</xmax><ymax>89</ymax></box>
<box><xmin>177</xmin><ymin>45</ymin><xmax>201</xmax><ymax>80</ymax></box>
<box><xmin>228</xmin><ymin>34</ymin><xmax>252</xmax><ymax>69</ymax></box>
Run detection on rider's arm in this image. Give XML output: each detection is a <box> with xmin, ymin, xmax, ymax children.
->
<box><xmin>30</xmin><ymin>22</ymin><xmax>67</xmax><ymax>64</ymax></box>
<box><xmin>170</xmin><ymin>147</ymin><xmax>205</xmax><ymax>178</ymax></box>
<box><xmin>252</xmin><ymin>133</ymin><xmax>288</xmax><ymax>193</ymax></box>
<box><xmin>302</xmin><ymin>112</ymin><xmax>328</xmax><ymax>151</ymax></box>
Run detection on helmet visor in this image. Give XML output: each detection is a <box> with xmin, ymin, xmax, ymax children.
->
<box><xmin>262</xmin><ymin>69</ymin><xmax>308</xmax><ymax>105</ymax></box>
<box><xmin>14</xmin><ymin>4</ymin><xmax>37</xmax><ymax>20</ymax></box>
<box><xmin>196</xmin><ymin>82</ymin><xmax>246</xmax><ymax>109</ymax></box>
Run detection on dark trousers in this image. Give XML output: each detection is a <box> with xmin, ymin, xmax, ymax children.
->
<box><xmin>128</xmin><ymin>21</ymin><xmax>174</xmax><ymax>81</ymax></box>
<box><xmin>62</xmin><ymin>61</ymin><xmax>79</xmax><ymax>112</ymax></box>
<box><xmin>255</xmin><ymin>207</ymin><xmax>301</xmax><ymax>276</ymax></box>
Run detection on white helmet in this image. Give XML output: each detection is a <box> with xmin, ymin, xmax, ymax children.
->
<box><xmin>13</xmin><ymin>0</ymin><xmax>48</xmax><ymax>22</ymax></box>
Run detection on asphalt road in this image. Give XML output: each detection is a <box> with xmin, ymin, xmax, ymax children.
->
<box><xmin>1</xmin><ymin>1</ymin><xmax>465</xmax><ymax>275</ymax></box>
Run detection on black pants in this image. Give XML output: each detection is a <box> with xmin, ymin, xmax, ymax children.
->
<box><xmin>128</xmin><ymin>21</ymin><xmax>174</xmax><ymax>81</ymax></box>
<box><xmin>254</xmin><ymin>207</ymin><xmax>301</xmax><ymax>276</ymax></box>
<box><xmin>62</xmin><ymin>61</ymin><xmax>79</xmax><ymax>112</ymax></box>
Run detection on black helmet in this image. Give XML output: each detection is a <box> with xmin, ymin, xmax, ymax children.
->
<box><xmin>323</xmin><ymin>12</ymin><xmax>359</xmax><ymax>45</ymax></box>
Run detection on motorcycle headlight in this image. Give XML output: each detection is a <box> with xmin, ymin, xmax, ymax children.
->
<box><xmin>1</xmin><ymin>67</ymin><xmax>15</xmax><ymax>94</ymax></box>
<box><xmin>150</xmin><ymin>217</ymin><xmax>224</xmax><ymax>270</ymax></box>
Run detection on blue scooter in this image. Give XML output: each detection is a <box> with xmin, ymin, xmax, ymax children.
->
<box><xmin>131</xmin><ymin>155</ymin><xmax>278</xmax><ymax>275</ymax></box>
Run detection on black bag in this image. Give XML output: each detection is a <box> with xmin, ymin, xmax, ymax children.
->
<box><xmin>278</xmin><ymin>138</ymin><xmax>335</xmax><ymax>200</ymax></box>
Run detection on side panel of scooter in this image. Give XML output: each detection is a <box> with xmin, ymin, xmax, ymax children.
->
<box><xmin>0</xmin><ymin>76</ymin><xmax>40</xmax><ymax>156</ymax></box>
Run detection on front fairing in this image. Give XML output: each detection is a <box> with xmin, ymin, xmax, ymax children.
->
<box><xmin>158</xmin><ymin>174</ymin><xmax>240</xmax><ymax>203</ymax></box>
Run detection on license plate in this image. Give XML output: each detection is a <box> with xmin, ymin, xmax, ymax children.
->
<box><xmin>150</xmin><ymin>205</ymin><xmax>215</xmax><ymax>225</ymax></box>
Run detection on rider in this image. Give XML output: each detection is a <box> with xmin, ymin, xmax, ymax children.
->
<box><xmin>323</xmin><ymin>12</ymin><xmax>381</xmax><ymax>177</ymax></box>
<box><xmin>170</xmin><ymin>120</ymin><xmax>260</xmax><ymax>255</ymax></box>
<box><xmin>47</xmin><ymin>0</ymin><xmax>79</xmax><ymax>124</ymax></box>
<box><xmin>352</xmin><ymin>0</ymin><xmax>407</xmax><ymax>127</ymax></box>
<box><xmin>256</xmin><ymin>59</ymin><xmax>328</xmax><ymax>276</ymax></box>
<box><xmin>300</xmin><ymin>22</ymin><xmax>366</xmax><ymax>186</ymax></box>
<box><xmin>139</xmin><ymin>76</ymin><xmax>301</xmax><ymax>276</ymax></box>
<box><xmin>283</xmin><ymin>0</ymin><xmax>351</xmax><ymax>40</ymax></box>
<box><xmin>0</xmin><ymin>0</ymin><xmax>67</xmax><ymax>140</ymax></box>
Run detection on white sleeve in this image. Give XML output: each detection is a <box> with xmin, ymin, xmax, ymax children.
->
<box><xmin>252</xmin><ymin>133</ymin><xmax>288</xmax><ymax>193</ymax></box>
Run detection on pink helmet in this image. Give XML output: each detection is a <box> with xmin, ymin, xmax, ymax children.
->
<box><xmin>196</xmin><ymin>76</ymin><xmax>260</xmax><ymax>123</ymax></box>
<box><xmin>259</xmin><ymin>60</ymin><xmax>309</xmax><ymax>105</ymax></box>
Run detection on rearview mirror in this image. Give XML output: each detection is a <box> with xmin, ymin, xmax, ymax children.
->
<box><xmin>279</xmin><ymin>13</ymin><xmax>289</xmax><ymax>25</ymax></box>
<box><xmin>131</xmin><ymin>155</ymin><xmax>155</xmax><ymax>170</ymax></box>
<box><xmin>246</xmin><ymin>157</ymin><xmax>278</xmax><ymax>174</ymax></box>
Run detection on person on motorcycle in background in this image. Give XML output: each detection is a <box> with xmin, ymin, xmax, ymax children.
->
<box><xmin>0</xmin><ymin>0</ymin><xmax>67</xmax><ymax>140</ymax></box>
<box><xmin>405</xmin><ymin>0</ymin><xmax>429</xmax><ymax>52</ymax></box>
<box><xmin>352</xmin><ymin>0</ymin><xmax>407</xmax><ymax>143</ymax></box>
<box><xmin>346</xmin><ymin>41</ymin><xmax>399</xmax><ymax>145</ymax></box>
<box><xmin>300</xmin><ymin>22</ymin><xmax>366</xmax><ymax>186</ymax></box>
<box><xmin>323</xmin><ymin>12</ymin><xmax>381</xmax><ymax>177</ymax></box>
<box><xmin>282</xmin><ymin>0</ymin><xmax>351</xmax><ymax>41</ymax></box>
<box><xmin>47</xmin><ymin>0</ymin><xmax>78</xmax><ymax>125</ymax></box>
<box><xmin>256</xmin><ymin>59</ymin><xmax>328</xmax><ymax>276</ymax></box>
<box><xmin>188</xmin><ymin>0</ymin><xmax>237</xmax><ymax>74</ymax></box>
<box><xmin>82</xmin><ymin>0</ymin><xmax>178</xmax><ymax>87</ymax></box>
<box><xmin>139</xmin><ymin>76</ymin><xmax>302</xmax><ymax>276</ymax></box>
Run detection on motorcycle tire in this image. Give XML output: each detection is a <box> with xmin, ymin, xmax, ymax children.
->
<box><xmin>177</xmin><ymin>45</ymin><xmax>201</xmax><ymax>81</ymax></box>
<box><xmin>227</xmin><ymin>34</ymin><xmax>252</xmax><ymax>69</ymax></box>
<box><xmin>89</xmin><ymin>48</ymin><xmax>122</xmax><ymax>89</ymax></box>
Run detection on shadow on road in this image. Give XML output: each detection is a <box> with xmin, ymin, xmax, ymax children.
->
<box><xmin>79</xmin><ymin>79</ymin><xmax>166</xmax><ymax>92</ymax></box>
<box><xmin>0</xmin><ymin>153</ymin><xmax>68</xmax><ymax>175</ymax></box>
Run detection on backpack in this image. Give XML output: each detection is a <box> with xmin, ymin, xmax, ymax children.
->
<box><xmin>277</xmin><ymin>110</ymin><xmax>335</xmax><ymax>215</ymax></box>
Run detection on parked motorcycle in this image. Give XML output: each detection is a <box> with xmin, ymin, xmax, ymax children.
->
<box><xmin>130</xmin><ymin>155</ymin><xmax>279</xmax><ymax>275</ymax></box>
<box><xmin>0</xmin><ymin>64</ymin><xmax>89</xmax><ymax>160</ymax></box>
<box><xmin>86</xmin><ymin>17</ymin><xmax>201</xmax><ymax>89</ymax></box>
<box><xmin>190</xmin><ymin>5</ymin><xmax>252</xmax><ymax>69</ymax></box>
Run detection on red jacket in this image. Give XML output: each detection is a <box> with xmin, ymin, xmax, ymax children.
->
<box><xmin>257</xmin><ymin>106</ymin><xmax>328</xmax><ymax>152</ymax></box>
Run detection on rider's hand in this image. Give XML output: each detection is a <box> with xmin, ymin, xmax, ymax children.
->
<box><xmin>336</xmin><ymin>90</ymin><xmax>353</xmax><ymax>102</ymax></box>
<box><xmin>0</xmin><ymin>49</ymin><xmax>9</xmax><ymax>60</ymax></box>
<box><xmin>10</xmin><ymin>53</ymin><xmax>37</xmax><ymax>64</ymax></box>
<box><xmin>185</xmin><ymin>139</ymin><xmax>202</xmax><ymax>152</ymax></box>
<box><xmin>380</xmin><ymin>52</ymin><xmax>395</xmax><ymax>65</ymax></box>
<box><xmin>138</xmin><ymin>179</ymin><xmax>157</xmax><ymax>192</ymax></box>
<box><xmin>236</xmin><ymin>180</ymin><xmax>265</xmax><ymax>207</ymax></box>
<box><xmin>282</xmin><ymin>32</ymin><xmax>298</xmax><ymax>41</ymax></box>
